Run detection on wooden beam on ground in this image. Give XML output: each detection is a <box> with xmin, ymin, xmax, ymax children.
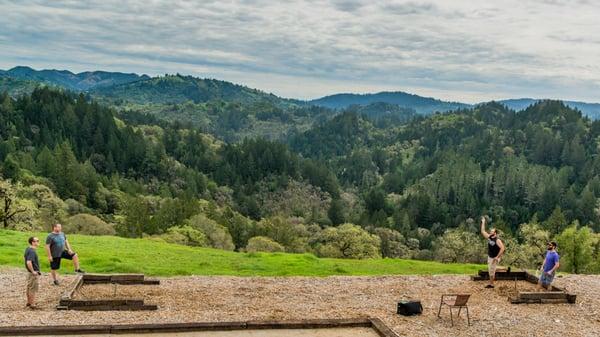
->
<box><xmin>82</xmin><ymin>273</ymin><xmax>160</xmax><ymax>285</ymax></box>
<box><xmin>511</xmin><ymin>291</ymin><xmax>577</xmax><ymax>304</ymax></box>
<box><xmin>518</xmin><ymin>292</ymin><xmax>568</xmax><ymax>300</ymax></box>
<box><xmin>110</xmin><ymin>274</ymin><xmax>144</xmax><ymax>282</ymax></box>
<box><xmin>246</xmin><ymin>318</ymin><xmax>371</xmax><ymax>330</ymax></box>
<box><xmin>370</xmin><ymin>318</ymin><xmax>400</xmax><ymax>337</ymax></box>
<box><xmin>524</xmin><ymin>271</ymin><xmax>539</xmax><ymax>284</ymax></box>
<box><xmin>59</xmin><ymin>299</ymin><xmax>145</xmax><ymax>307</ymax></box>
<box><xmin>0</xmin><ymin>318</ymin><xmax>396</xmax><ymax>336</ymax></box>
<box><xmin>67</xmin><ymin>304</ymin><xmax>158</xmax><ymax>311</ymax></box>
<box><xmin>82</xmin><ymin>274</ymin><xmax>111</xmax><ymax>282</ymax></box>
<box><xmin>472</xmin><ymin>271</ymin><xmax>527</xmax><ymax>281</ymax></box>
<box><xmin>59</xmin><ymin>274</ymin><xmax>83</xmax><ymax>302</ymax></box>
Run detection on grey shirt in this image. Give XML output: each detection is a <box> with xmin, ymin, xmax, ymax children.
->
<box><xmin>24</xmin><ymin>247</ymin><xmax>40</xmax><ymax>272</ymax></box>
<box><xmin>46</xmin><ymin>232</ymin><xmax>67</xmax><ymax>258</ymax></box>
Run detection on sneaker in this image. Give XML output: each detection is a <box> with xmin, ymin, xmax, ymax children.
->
<box><xmin>53</xmin><ymin>280</ymin><xmax>60</xmax><ymax>286</ymax></box>
<box><xmin>75</xmin><ymin>269</ymin><xmax>85</xmax><ymax>274</ymax></box>
<box><xmin>485</xmin><ymin>284</ymin><xmax>494</xmax><ymax>289</ymax></box>
<box><xmin>26</xmin><ymin>303</ymin><xmax>38</xmax><ymax>310</ymax></box>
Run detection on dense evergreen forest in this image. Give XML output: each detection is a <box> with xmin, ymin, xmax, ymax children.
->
<box><xmin>1</xmin><ymin>80</ymin><xmax>600</xmax><ymax>274</ymax></box>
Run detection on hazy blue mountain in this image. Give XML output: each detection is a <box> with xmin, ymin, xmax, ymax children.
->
<box><xmin>499</xmin><ymin>98</ymin><xmax>600</xmax><ymax>119</ymax></box>
<box><xmin>0</xmin><ymin>66</ymin><xmax>149</xmax><ymax>91</ymax></box>
<box><xmin>309</xmin><ymin>91</ymin><xmax>471</xmax><ymax>114</ymax></box>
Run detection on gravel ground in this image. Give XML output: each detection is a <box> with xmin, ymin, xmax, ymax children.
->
<box><xmin>1</xmin><ymin>267</ymin><xmax>599</xmax><ymax>337</ymax></box>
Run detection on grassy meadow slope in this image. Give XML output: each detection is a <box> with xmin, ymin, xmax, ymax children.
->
<box><xmin>0</xmin><ymin>230</ymin><xmax>482</xmax><ymax>276</ymax></box>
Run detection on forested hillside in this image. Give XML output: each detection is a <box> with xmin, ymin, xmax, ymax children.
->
<box><xmin>0</xmin><ymin>66</ymin><xmax>148</xmax><ymax>91</ymax></box>
<box><xmin>1</xmin><ymin>84</ymin><xmax>600</xmax><ymax>274</ymax></box>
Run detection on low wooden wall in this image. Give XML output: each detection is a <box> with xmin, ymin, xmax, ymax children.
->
<box><xmin>0</xmin><ymin>318</ymin><xmax>399</xmax><ymax>337</ymax></box>
<box><xmin>57</xmin><ymin>274</ymin><xmax>159</xmax><ymax>311</ymax></box>
<box><xmin>471</xmin><ymin>269</ymin><xmax>577</xmax><ymax>304</ymax></box>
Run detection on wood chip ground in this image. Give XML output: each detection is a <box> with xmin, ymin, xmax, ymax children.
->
<box><xmin>1</xmin><ymin>267</ymin><xmax>598</xmax><ymax>336</ymax></box>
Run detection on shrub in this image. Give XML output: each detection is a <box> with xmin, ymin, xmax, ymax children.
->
<box><xmin>64</xmin><ymin>213</ymin><xmax>115</xmax><ymax>235</ymax></box>
<box><xmin>313</xmin><ymin>223</ymin><xmax>381</xmax><ymax>259</ymax></box>
<box><xmin>372</xmin><ymin>227</ymin><xmax>410</xmax><ymax>258</ymax></box>
<box><xmin>186</xmin><ymin>214</ymin><xmax>234</xmax><ymax>251</ymax></box>
<box><xmin>161</xmin><ymin>225</ymin><xmax>207</xmax><ymax>247</ymax></box>
<box><xmin>245</xmin><ymin>236</ymin><xmax>285</xmax><ymax>253</ymax></box>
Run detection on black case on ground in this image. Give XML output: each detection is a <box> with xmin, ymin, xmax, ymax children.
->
<box><xmin>397</xmin><ymin>300</ymin><xmax>423</xmax><ymax>316</ymax></box>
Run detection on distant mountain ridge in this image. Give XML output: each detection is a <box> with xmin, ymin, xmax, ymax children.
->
<box><xmin>309</xmin><ymin>91</ymin><xmax>471</xmax><ymax>114</ymax></box>
<box><xmin>0</xmin><ymin>66</ymin><xmax>149</xmax><ymax>91</ymax></box>
<box><xmin>499</xmin><ymin>98</ymin><xmax>600</xmax><ymax>119</ymax></box>
<box><xmin>2</xmin><ymin>66</ymin><xmax>600</xmax><ymax>119</ymax></box>
<box><xmin>92</xmin><ymin>74</ymin><xmax>293</xmax><ymax>106</ymax></box>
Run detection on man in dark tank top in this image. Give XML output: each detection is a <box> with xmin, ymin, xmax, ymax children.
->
<box><xmin>480</xmin><ymin>216</ymin><xmax>505</xmax><ymax>289</ymax></box>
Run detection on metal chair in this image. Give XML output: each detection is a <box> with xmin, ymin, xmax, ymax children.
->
<box><xmin>437</xmin><ymin>294</ymin><xmax>471</xmax><ymax>326</ymax></box>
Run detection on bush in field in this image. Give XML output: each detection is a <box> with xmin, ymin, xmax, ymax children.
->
<box><xmin>254</xmin><ymin>216</ymin><xmax>310</xmax><ymax>252</ymax></box>
<box><xmin>556</xmin><ymin>222</ymin><xmax>595</xmax><ymax>274</ymax></box>
<box><xmin>245</xmin><ymin>236</ymin><xmax>284</xmax><ymax>253</ymax></box>
<box><xmin>512</xmin><ymin>220</ymin><xmax>551</xmax><ymax>268</ymax></box>
<box><xmin>432</xmin><ymin>227</ymin><xmax>484</xmax><ymax>263</ymax></box>
<box><xmin>161</xmin><ymin>225</ymin><xmax>207</xmax><ymax>247</ymax></box>
<box><xmin>209</xmin><ymin>206</ymin><xmax>255</xmax><ymax>250</ymax></box>
<box><xmin>371</xmin><ymin>227</ymin><xmax>411</xmax><ymax>258</ymax></box>
<box><xmin>313</xmin><ymin>223</ymin><xmax>381</xmax><ymax>259</ymax></box>
<box><xmin>64</xmin><ymin>213</ymin><xmax>115</xmax><ymax>235</ymax></box>
<box><xmin>186</xmin><ymin>214</ymin><xmax>234</xmax><ymax>251</ymax></box>
<box><xmin>65</xmin><ymin>198</ymin><xmax>88</xmax><ymax>215</ymax></box>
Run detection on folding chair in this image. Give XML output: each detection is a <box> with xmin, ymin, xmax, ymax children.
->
<box><xmin>437</xmin><ymin>294</ymin><xmax>471</xmax><ymax>326</ymax></box>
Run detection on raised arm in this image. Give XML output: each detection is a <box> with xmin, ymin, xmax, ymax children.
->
<box><xmin>480</xmin><ymin>216</ymin><xmax>489</xmax><ymax>239</ymax></box>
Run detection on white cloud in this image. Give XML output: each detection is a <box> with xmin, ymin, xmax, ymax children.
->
<box><xmin>0</xmin><ymin>0</ymin><xmax>599</xmax><ymax>103</ymax></box>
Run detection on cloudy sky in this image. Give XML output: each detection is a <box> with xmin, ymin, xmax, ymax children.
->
<box><xmin>0</xmin><ymin>0</ymin><xmax>599</xmax><ymax>103</ymax></box>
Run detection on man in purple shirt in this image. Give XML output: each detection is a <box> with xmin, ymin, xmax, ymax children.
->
<box><xmin>538</xmin><ymin>241</ymin><xmax>560</xmax><ymax>290</ymax></box>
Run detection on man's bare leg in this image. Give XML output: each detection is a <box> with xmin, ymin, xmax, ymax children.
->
<box><xmin>26</xmin><ymin>291</ymin><xmax>34</xmax><ymax>306</ymax></box>
<box><xmin>72</xmin><ymin>254</ymin><xmax>80</xmax><ymax>270</ymax></box>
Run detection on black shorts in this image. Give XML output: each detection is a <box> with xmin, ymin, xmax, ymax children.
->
<box><xmin>50</xmin><ymin>251</ymin><xmax>76</xmax><ymax>270</ymax></box>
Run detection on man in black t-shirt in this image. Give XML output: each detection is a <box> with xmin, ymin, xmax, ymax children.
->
<box><xmin>480</xmin><ymin>216</ymin><xmax>505</xmax><ymax>289</ymax></box>
<box><xmin>24</xmin><ymin>236</ymin><xmax>42</xmax><ymax>309</ymax></box>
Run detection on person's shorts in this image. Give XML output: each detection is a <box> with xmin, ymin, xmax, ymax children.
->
<box><xmin>487</xmin><ymin>256</ymin><xmax>501</xmax><ymax>276</ymax></box>
<box><xmin>50</xmin><ymin>251</ymin><xmax>76</xmax><ymax>270</ymax></box>
<box><xmin>26</xmin><ymin>273</ymin><xmax>39</xmax><ymax>293</ymax></box>
<box><xmin>540</xmin><ymin>271</ymin><xmax>555</xmax><ymax>286</ymax></box>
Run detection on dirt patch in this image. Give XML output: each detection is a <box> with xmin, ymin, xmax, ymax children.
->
<box><xmin>73</xmin><ymin>284</ymin><xmax>161</xmax><ymax>300</ymax></box>
<box><xmin>1</xmin><ymin>267</ymin><xmax>599</xmax><ymax>337</ymax></box>
<box><xmin>494</xmin><ymin>280</ymin><xmax>538</xmax><ymax>298</ymax></box>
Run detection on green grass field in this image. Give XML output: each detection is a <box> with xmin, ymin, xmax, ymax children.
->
<box><xmin>0</xmin><ymin>229</ymin><xmax>484</xmax><ymax>277</ymax></box>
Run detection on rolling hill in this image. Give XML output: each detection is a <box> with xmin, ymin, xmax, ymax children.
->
<box><xmin>0</xmin><ymin>229</ymin><xmax>482</xmax><ymax>276</ymax></box>
<box><xmin>0</xmin><ymin>66</ymin><xmax>149</xmax><ymax>91</ymax></box>
<box><xmin>309</xmin><ymin>91</ymin><xmax>471</xmax><ymax>114</ymax></box>
<box><xmin>499</xmin><ymin>98</ymin><xmax>600</xmax><ymax>119</ymax></box>
<box><xmin>92</xmin><ymin>74</ymin><xmax>294</xmax><ymax>106</ymax></box>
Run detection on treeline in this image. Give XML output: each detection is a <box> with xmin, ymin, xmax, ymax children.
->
<box><xmin>0</xmin><ymin>88</ymin><xmax>340</xmax><ymax>232</ymax></box>
<box><xmin>291</xmin><ymin>101</ymin><xmax>600</xmax><ymax>232</ymax></box>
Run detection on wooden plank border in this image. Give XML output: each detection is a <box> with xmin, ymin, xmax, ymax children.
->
<box><xmin>58</xmin><ymin>274</ymin><xmax>160</xmax><ymax>310</ymax></box>
<box><xmin>59</xmin><ymin>274</ymin><xmax>84</xmax><ymax>302</ymax></box>
<box><xmin>0</xmin><ymin>317</ymin><xmax>399</xmax><ymax>336</ymax></box>
<box><xmin>82</xmin><ymin>274</ymin><xmax>160</xmax><ymax>285</ymax></box>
